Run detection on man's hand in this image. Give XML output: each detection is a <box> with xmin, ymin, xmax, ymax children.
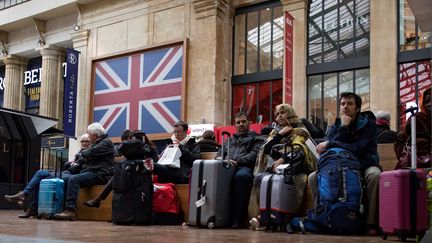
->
<box><xmin>341</xmin><ymin>115</ymin><xmax>352</xmax><ymax>127</ymax></box>
<box><xmin>229</xmin><ymin>160</ymin><xmax>237</xmax><ymax>167</ymax></box>
<box><xmin>316</xmin><ymin>141</ymin><xmax>328</xmax><ymax>154</ymax></box>
<box><xmin>272</xmin><ymin>158</ymin><xmax>284</xmax><ymax>172</ymax></box>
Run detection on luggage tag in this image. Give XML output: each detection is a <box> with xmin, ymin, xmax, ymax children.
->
<box><xmin>195</xmin><ymin>196</ymin><xmax>206</xmax><ymax>208</ymax></box>
<box><xmin>195</xmin><ymin>180</ymin><xmax>207</xmax><ymax>207</ymax></box>
<box><xmin>275</xmin><ymin>163</ymin><xmax>290</xmax><ymax>174</ymax></box>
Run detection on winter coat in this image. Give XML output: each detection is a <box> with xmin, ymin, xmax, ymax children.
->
<box><xmin>326</xmin><ymin>114</ymin><xmax>379</xmax><ymax>171</ymax></box>
<box><xmin>221</xmin><ymin>131</ymin><xmax>264</xmax><ymax>170</ymax></box>
<box><xmin>78</xmin><ymin>134</ymin><xmax>115</xmax><ymax>180</ymax></box>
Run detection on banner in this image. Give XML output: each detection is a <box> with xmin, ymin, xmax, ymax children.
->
<box><xmin>63</xmin><ymin>48</ymin><xmax>80</xmax><ymax>138</ymax></box>
<box><xmin>284</xmin><ymin>11</ymin><xmax>294</xmax><ymax>105</ymax></box>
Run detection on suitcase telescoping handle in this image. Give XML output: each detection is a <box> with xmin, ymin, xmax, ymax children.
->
<box><xmin>404</xmin><ymin>106</ymin><xmax>419</xmax><ymax>169</ymax></box>
<box><xmin>283</xmin><ymin>142</ymin><xmax>295</xmax><ymax>185</ymax></box>
<box><xmin>221</xmin><ymin>131</ymin><xmax>231</xmax><ymax>169</ymax></box>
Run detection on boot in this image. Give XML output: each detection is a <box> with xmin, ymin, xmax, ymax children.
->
<box><xmin>83</xmin><ymin>197</ymin><xmax>101</xmax><ymax>208</ymax></box>
<box><xmin>18</xmin><ymin>208</ymin><xmax>38</xmax><ymax>218</ymax></box>
<box><xmin>4</xmin><ymin>191</ymin><xmax>25</xmax><ymax>205</ymax></box>
<box><xmin>53</xmin><ymin>209</ymin><xmax>76</xmax><ymax>221</ymax></box>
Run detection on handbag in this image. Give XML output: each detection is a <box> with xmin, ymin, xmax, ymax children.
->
<box><xmin>397</xmin><ymin>136</ymin><xmax>431</xmax><ymax>169</ymax></box>
<box><xmin>158</xmin><ymin>145</ymin><xmax>182</xmax><ymax>168</ymax></box>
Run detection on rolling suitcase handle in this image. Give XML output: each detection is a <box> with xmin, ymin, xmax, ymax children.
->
<box><xmin>404</xmin><ymin>106</ymin><xmax>419</xmax><ymax>169</ymax></box>
<box><xmin>221</xmin><ymin>131</ymin><xmax>231</xmax><ymax>169</ymax></box>
<box><xmin>283</xmin><ymin>143</ymin><xmax>295</xmax><ymax>185</ymax></box>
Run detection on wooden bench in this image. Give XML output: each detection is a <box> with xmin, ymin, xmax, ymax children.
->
<box><xmin>378</xmin><ymin>143</ymin><xmax>398</xmax><ymax>171</ymax></box>
<box><xmin>76</xmin><ymin>184</ymin><xmax>189</xmax><ymax>223</ymax></box>
<box><xmin>76</xmin><ymin>185</ymin><xmax>112</xmax><ymax>221</ymax></box>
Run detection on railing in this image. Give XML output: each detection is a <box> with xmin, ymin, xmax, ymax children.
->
<box><xmin>0</xmin><ymin>0</ymin><xmax>29</xmax><ymax>10</ymax></box>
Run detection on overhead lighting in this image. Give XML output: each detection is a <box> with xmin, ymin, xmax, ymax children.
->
<box><xmin>73</xmin><ymin>24</ymin><xmax>80</xmax><ymax>31</ymax></box>
<box><xmin>37</xmin><ymin>39</ymin><xmax>45</xmax><ymax>46</ymax></box>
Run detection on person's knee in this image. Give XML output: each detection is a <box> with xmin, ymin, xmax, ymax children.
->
<box><xmin>234</xmin><ymin>169</ymin><xmax>252</xmax><ymax>183</ymax></box>
<box><xmin>308</xmin><ymin>171</ymin><xmax>317</xmax><ymax>186</ymax></box>
<box><xmin>364</xmin><ymin>167</ymin><xmax>380</xmax><ymax>184</ymax></box>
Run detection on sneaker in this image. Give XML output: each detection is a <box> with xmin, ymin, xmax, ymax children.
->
<box><xmin>249</xmin><ymin>218</ymin><xmax>264</xmax><ymax>231</ymax></box>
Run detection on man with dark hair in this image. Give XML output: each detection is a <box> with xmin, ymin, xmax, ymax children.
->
<box><xmin>220</xmin><ymin>112</ymin><xmax>263</xmax><ymax>228</ymax></box>
<box><xmin>308</xmin><ymin>92</ymin><xmax>381</xmax><ymax>235</ymax></box>
<box><xmin>153</xmin><ymin>120</ymin><xmax>200</xmax><ymax>184</ymax></box>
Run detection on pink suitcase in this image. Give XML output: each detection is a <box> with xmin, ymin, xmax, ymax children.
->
<box><xmin>379</xmin><ymin>169</ymin><xmax>428</xmax><ymax>241</ymax></box>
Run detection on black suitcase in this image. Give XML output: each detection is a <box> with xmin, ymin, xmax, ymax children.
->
<box><xmin>112</xmin><ymin>160</ymin><xmax>153</xmax><ymax>225</ymax></box>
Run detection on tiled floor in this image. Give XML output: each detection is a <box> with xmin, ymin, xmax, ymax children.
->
<box><xmin>0</xmin><ymin>210</ymin><xmax>414</xmax><ymax>242</ymax></box>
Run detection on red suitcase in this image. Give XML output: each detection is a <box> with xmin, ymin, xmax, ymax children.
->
<box><xmin>379</xmin><ymin>169</ymin><xmax>428</xmax><ymax>241</ymax></box>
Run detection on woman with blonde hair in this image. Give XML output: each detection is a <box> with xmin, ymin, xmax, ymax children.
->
<box><xmin>249</xmin><ymin>103</ymin><xmax>316</xmax><ymax>230</ymax></box>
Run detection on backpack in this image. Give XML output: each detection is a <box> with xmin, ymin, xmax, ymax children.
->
<box><xmin>297</xmin><ymin>148</ymin><xmax>365</xmax><ymax>234</ymax></box>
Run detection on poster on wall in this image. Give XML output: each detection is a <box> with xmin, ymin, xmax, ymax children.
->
<box><xmin>24</xmin><ymin>57</ymin><xmax>42</xmax><ymax>113</ymax></box>
<box><xmin>92</xmin><ymin>42</ymin><xmax>185</xmax><ymax>138</ymax></box>
<box><xmin>284</xmin><ymin>11</ymin><xmax>294</xmax><ymax>105</ymax></box>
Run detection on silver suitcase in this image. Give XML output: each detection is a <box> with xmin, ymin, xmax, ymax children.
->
<box><xmin>188</xmin><ymin>131</ymin><xmax>235</xmax><ymax>228</ymax></box>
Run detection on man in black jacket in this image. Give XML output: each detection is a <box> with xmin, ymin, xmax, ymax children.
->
<box><xmin>221</xmin><ymin>112</ymin><xmax>263</xmax><ymax>228</ymax></box>
<box><xmin>154</xmin><ymin>121</ymin><xmax>201</xmax><ymax>184</ymax></box>
<box><xmin>54</xmin><ymin>122</ymin><xmax>115</xmax><ymax>220</ymax></box>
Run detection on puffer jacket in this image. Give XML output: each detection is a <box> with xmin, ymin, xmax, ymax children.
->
<box><xmin>78</xmin><ymin>134</ymin><xmax>115</xmax><ymax>180</ymax></box>
<box><xmin>221</xmin><ymin>131</ymin><xmax>264</xmax><ymax>170</ymax></box>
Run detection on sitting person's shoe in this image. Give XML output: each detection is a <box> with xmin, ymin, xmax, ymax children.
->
<box><xmin>249</xmin><ymin>217</ymin><xmax>261</xmax><ymax>230</ymax></box>
<box><xmin>83</xmin><ymin>198</ymin><xmax>101</xmax><ymax>208</ymax></box>
<box><xmin>4</xmin><ymin>191</ymin><xmax>25</xmax><ymax>205</ymax></box>
<box><xmin>18</xmin><ymin>208</ymin><xmax>38</xmax><ymax>218</ymax></box>
<box><xmin>53</xmin><ymin>209</ymin><xmax>76</xmax><ymax>221</ymax></box>
<box><xmin>366</xmin><ymin>224</ymin><xmax>378</xmax><ymax>236</ymax></box>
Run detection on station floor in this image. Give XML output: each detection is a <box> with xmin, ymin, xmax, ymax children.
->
<box><xmin>0</xmin><ymin>210</ymin><xmax>413</xmax><ymax>243</ymax></box>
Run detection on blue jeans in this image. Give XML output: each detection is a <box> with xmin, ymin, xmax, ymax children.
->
<box><xmin>23</xmin><ymin>170</ymin><xmax>72</xmax><ymax>209</ymax></box>
<box><xmin>64</xmin><ymin>172</ymin><xmax>106</xmax><ymax>210</ymax></box>
<box><xmin>231</xmin><ymin>167</ymin><xmax>253</xmax><ymax>223</ymax></box>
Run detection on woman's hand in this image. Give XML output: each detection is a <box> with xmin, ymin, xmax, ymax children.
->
<box><xmin>278</xmin><ymin>125</ymin><xmax>292</xmax><ymax>136</ymax></box>
<box><xmin>272</xmin><ymin>158</ymin><xmax>284</xmax><ymax>172</ymax></box>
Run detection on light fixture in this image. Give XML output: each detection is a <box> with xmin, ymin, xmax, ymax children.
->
<box><xmin>73</xmin><ymin>24</ymin><xmax>80</xmax><ymax>31</ymax></box>
<box><xmin>0</xmin><ymin>48</ymin><xmax>7</xmax><ymax>56</ymax></box>
<box><xmin>37</xmin><ymin>39</ymin><xmax>45</xmax><ymax>46</ymax></box>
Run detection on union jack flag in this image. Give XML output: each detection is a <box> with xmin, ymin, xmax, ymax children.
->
<box><xmin>92</xmin><ymin>45</ymin><xmax>183</xmax><ymax>137</ymax></box>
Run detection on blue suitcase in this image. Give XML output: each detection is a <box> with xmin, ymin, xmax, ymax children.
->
<box><xmin>38</xmin><ymin>178</ymin><xmax>64</xmax><ymax>218</ymax></box>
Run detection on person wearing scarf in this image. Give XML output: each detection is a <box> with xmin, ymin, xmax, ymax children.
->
<box><xmin>248</xmin><ymin>104</ymin><xmax>317</xmax><ymax>230</ymax></box>
<box><xmin>153</xmin><ymin>121</ymin><xmax>201</xmax><ymax>184</ymax></box>
<box><xmin>394</xmin><ymin>87</ymin><xmax>431</xmax><ymax>169</ymax></box>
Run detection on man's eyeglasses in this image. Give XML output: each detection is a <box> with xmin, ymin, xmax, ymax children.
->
<box><xmin>80</xmin><ymin>140</ymin><xmax>90</xmax><ymax>143</ymax></box>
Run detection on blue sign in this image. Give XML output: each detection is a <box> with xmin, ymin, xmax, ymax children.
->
<box><xmin>63</xmin><ymin>48</ymin><xmax>80</xmax><ymax>138</ymax></box>
<box><xmin>25</xmin><ymin>57</ymin><xmax>42</xmax><ymax>109</ymax></box>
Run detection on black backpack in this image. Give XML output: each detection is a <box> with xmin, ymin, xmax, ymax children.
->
<box><xmin>111</xmin><ymin>160</ymin><xmax>153</xmax><ymax>225</ymax></box>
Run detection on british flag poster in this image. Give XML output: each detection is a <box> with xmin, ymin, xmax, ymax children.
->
<box><xmin>92</xmin><ymin>44</ymin><xmax>184</xmax><ymax>137</ymax></box>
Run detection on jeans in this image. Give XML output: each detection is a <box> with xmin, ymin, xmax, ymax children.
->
<box><xmin>64</xmin><ymin>172</ymin><xmax>106</xmax><ymax>210</ymax></box>
<box><xmin>231</xmin><ymin>167</ymin><xmax>253</xmax><ymax>224</ymax></box>
<box><xmin>23</xmin><ymin>170</ymin><xmax>72</xmax><ymax>209</ymax></box>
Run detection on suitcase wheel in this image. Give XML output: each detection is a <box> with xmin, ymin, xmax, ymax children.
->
<box><xmin>379</xmin><ymin>228</ymin><xmax>387</xmax><ymax>240</ymax></box>
<box><xmin>207</xmin><ymin>216</ymin><xmax>216</xmax><ymax>229</ymax></box>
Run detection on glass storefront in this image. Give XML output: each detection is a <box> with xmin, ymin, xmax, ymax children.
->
<box><xmin>232</xmin><ymin>1</ymin><xmax>283</xmax><ymax>124</ymax></box>
<box><xmin>399</xmin><ymin>0</ymin><xmax>432</xmax><ymax>51</ymax></box>
<box><xmin>307</xmin><ymin>0</ymin><xmax>370</xmax><ymax>132</ymax></box>
<box><xmin>232</xmin><ymin>80</ymin><xmax>282</xmax><ymax>124</ymax></box>
<box><xmin>308</xmin><ymin>69</ymin><xmax>370</xmax><ymax>131</ymax></box>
